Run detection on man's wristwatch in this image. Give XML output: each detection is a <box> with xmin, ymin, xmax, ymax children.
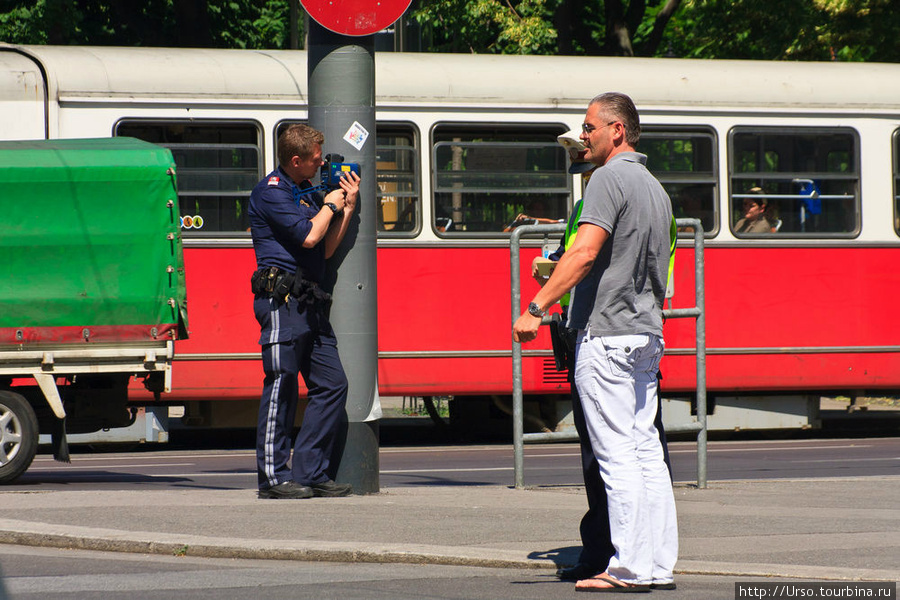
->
<box><xmin>324</xmin><ymin>202</ymin><xmax>340</xmax><ymax>214</ymax></box>
<box><xmin>527</xmin><ymin>302</ymin><xmax>546</xmax><ymax>318</ymax></box>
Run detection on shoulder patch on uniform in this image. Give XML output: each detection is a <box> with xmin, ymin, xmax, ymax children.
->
<box><xmin>267</xmin><ymin>176</ymin><xmax>280</xmax><ymax>186</ymax></box>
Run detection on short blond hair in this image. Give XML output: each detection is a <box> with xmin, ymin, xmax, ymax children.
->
<box><xmin>277</xmin><ymin>124</ymin><xmax>324</xmax><ymax>166</ymax></box>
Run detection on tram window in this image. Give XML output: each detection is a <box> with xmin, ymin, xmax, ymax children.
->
<box><xmin>641</xmin><ymin>129</ymin><xmax>718</xmax><ymax>237</ymax></box>
<box><xmin>376</xmin><ymin>125</ymin><xmax>420</xmax><ymax>236</ymax></box>
<box><xmin>729</xmin><ymin>128</ymin><xmax>860</xmax><ymax>237</ymax></box>
<box><xmin>275</xmin><ymin>121</ymin><xmax>421</xmax><ymax>237</ymax></box>
<box><xmin>893</xmin><ymin>129</ymin><xmax>900</xmax><ymax>236</ymax></box>
<box><xmin>115</xmin><ymin>121</ymin><xmax>261</xmax><ymax>236</ymax></box>
<box><xmin>432</xmin><ymin>124</ymin><xmax>569</xmax><ymax>236</ymax></box>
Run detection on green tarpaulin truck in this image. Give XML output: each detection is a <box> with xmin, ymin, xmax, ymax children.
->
<box><xmin>0</xmin><ymin>137</ymin><xmax>188</xmax><ymax>482</ymax></box>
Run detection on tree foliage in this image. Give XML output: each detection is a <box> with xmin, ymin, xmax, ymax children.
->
<box><xmin>0</xmin><ymin>0</ymin><xmax>294</xmax><ymax>49</ymax></box>
<box><xmin>411</xmin><ymin>0</ymin><xmax>900</xmax><ymax>61</ymax></box>
<box><xmin>0</xmin><ymin>0</ymin><xmax>898</xmax><ymax>63</ymax></box>
<box><xmin>411</xmin><ymin>0</ymin><xmax>681</xmax><ymax>56</ymax></box>
<box><xmin>668</xmin><ymin>0</ymin><xmax>900</xmax><ymax>62</ymax></box>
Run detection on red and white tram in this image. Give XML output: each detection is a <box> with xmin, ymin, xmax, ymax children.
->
<box><xmin>2</xmin><ymin>44</ymin><xmax>899</xmax><ymax>433</ymax></box>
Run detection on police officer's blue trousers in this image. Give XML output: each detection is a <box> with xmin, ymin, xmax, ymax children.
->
<box><xmin>254</xmin><ymin>296</ymin><xmax>348</xmax><ymax>490</ymax></box>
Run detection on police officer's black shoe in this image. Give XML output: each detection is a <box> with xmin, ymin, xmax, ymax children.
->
<box><xmin>258</xmin><ymin>481</ymin><xmax>314</xmax><ymax>499</ymax></box>
<box><xmin>310</xmin><ymin>479</ymin><xmax>352</xmax><ymax>497</ymax></box>
<box><xmin>556</xmin><ymin>563</ymin><xmax>603</xmax><ymax>581</ymax></box>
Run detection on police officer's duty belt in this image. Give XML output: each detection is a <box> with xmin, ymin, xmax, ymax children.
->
<box><xmin>250</xmin><ymin>266</ymin><xmax>332</xmax><ymax>308</ymax></box>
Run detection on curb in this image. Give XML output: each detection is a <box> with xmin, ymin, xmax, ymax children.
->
<box><xmin>0</xmin><ymin>521</ymin><xmax>896</xmax><ymax>582</ymax></box>
<box><xmin>0</xmin><ymin>520</ymin><xmax>549</xmax><ymax>570</ymax></box>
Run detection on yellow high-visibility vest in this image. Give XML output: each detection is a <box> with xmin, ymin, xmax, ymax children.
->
<box><xmin>559</xmin><ymin>200</ymin><xmax>583</xmax><ymax>309</ymax></box>
<box><xmin>560</xmin><ymin>199</ymin><xmax>676</xmax><ymax>308</ymax></box>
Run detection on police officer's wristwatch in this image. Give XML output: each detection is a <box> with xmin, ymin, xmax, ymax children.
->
<box><xmin>324</xmin><ymin>202</ymin><xmax>340</xmax><ymax>214</ymax></box>
<box><xmin>527</xmin><ymin>302</ymin><xmax>546</xmax><ymax>318</ymax></box>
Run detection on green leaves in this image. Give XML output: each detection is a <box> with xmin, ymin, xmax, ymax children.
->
<box><xmin>0</xmin><ymin>3</ymin><xmax>44</xmax><ymax>44</ymax></box>
<box><xmin>0</xmin><ymin>0</ymin><xmax>297</xmax><ymax>49</ymax></box>
<box><xmin>666</xmin><ymin>0</ymin><xmax>900</xmax><ymax>61</ymax></box>
<box><xmin>412</xmin><ymin>0</ymin><xmax>557</xmax><ymax>54</ymax></box>
<box><xmin>411</xmin><ymin>0</ymin><xmax>685</xmax><ymax>56</ymax></box>
<box><xmin>0</xmin><ymin>0</ymin><xmax>897</xmax><ymax>62</ymax></box>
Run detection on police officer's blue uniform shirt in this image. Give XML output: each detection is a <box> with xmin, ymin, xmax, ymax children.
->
<box><xmin>248</xmin><ymin>166</ymin><xmax>327</xmax><ymax>283</ymax></box>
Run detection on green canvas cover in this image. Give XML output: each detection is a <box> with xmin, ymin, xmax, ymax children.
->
<box><xmin>0</xmin><ymin>137</ymin><xmax>188</xmax><ymax>346</ymax></box>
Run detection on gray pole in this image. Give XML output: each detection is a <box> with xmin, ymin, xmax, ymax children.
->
<box><xmin>308</xmin><ymin>20</ymin><xmax>379</xmax><ymax>494</ymax></box>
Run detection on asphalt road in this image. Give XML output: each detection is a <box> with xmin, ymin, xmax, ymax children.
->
<box><xmin>4</xmin><ymin>436</ymin><xmax>899</xmax><ymax>491</ymax></box>
<box><xmin>0</xmin><ymin>544</ymin><xmax>846</xmax><ymax>600</ymax></box>
<box><xmin>1</xmin><ymin>436</ymin><xmax>897</xmax><ymax>600</ymax></box>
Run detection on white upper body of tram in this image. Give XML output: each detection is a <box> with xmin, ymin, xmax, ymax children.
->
<box><xmin>2</xmin><ymin>44</ymin><xmax>899</xmax><ymax>246</ymax></box>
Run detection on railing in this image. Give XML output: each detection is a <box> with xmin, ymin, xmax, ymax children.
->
<box><xmin>509</xmin><ymin>218</ymin><xmax>707</xmax><ymax>489</ymax></box>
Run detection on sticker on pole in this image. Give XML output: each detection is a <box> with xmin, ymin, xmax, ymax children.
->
<box><xmin>343</xmin><ymin>121</ymin><xmax>369</xmax><ymax>151</ymax></box>
<box><xmin>301</xmin><ymin>0</ymin><xmax>412</xmax><ymax>37</ymax></box>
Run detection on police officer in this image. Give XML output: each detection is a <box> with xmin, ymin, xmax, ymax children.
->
<box><xmin>249</xmin><ymin>124</ymin><xmax>361</xmax><ymax>499</ymax></box>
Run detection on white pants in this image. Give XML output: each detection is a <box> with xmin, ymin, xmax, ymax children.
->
<box><xmin>574</xmin><ymin>331</ymin><xmax>678</xmax><ymax>585</ymax></box>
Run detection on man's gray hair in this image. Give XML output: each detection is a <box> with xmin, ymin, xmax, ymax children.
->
<box><xmin>590</xmin><ymin>92</ymin><xmax>641</xmax><ymax>147</ymax></box>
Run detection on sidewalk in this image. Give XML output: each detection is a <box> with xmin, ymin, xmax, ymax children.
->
<box><xmin>1</xmin><ymin>476</ymin><xmax>898</xmax><ymax>582</ymax></box>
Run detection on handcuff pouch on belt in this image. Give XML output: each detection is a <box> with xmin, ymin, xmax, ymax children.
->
<box><xmin>251</xmin><ymin>266</ymin><xmax>332</xmax><ymax>311</ymax></box>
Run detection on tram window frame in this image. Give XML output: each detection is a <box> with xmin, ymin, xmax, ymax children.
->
<box><xmin>374</xmin><ymin>123</ymin><xmax>421</xmax><ymax>237</ymax></box>
<box><xmin>114</xmin><ymin>119</ymin><xmax>262</xmax><ymax>238</ymax></box>
<box><xmin>641</xmin><ymin>127</ymin><xmax>719</xmax><ymax>238</ymax></box>
<box><xmin>431</xmin><ymin>123</ymin><xmax>570</xmax><ymax>238</ymax></box>
<box><xmin>728</xmin><ymin>126</ymin><xmax>860</xmax><ymax>238</ymax></box>
<box><xmin>274</xmin><ymin>121</ymin><xmax>421</xmax><ymax>238</ymax></box>
<box><xmin>893</xmin><ymin>128</ymin><xmax>900</xmax><ymax>237</ymax></box>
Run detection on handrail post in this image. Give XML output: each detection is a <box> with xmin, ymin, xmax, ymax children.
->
<box><xmin>510</xmin><ymin>226</ymin><xmax>525</xmax><ymax>490</ymax></box>
<box><xmin>510</xmin><ymin>220</ymin><xmax>706</xmax><ymax>490</ymax></box>
<box><xmin>510</xmin><ymin>223</ymin><xmax>565</xmax><ymax>489</ymax></box>
<box><xmin>691</xmin><ymin>221</ymin><xmax>708</xmax><ymax>489</ymax></box>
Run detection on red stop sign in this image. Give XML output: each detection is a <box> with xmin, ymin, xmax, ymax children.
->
<box><xmin>301</xmin><ymin>0</ymin><xmax>412</xmax><ymax>37</ymax></box>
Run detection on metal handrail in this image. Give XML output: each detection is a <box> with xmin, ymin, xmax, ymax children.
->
<box><xmin>510</xmin><ymin>218</ymin><xmax>707</xmax><ymax>489</ymax></box>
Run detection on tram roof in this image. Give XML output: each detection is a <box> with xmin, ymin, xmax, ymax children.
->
<box><xmin>7</xmin><ymin>44</ymin><xmax>900</xmax><ymax>113</ymax></box>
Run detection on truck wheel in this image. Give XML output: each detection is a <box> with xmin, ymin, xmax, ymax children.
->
<box><xmin>0</xmin><ymin>391</ymin><xmax>39</xmax><ymax>483</ymax></box>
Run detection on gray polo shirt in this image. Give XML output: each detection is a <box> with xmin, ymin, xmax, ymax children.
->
<box><xmin>567</xmin><ymin>151</ymin><xmax>673</xmax><ymax>337</ymax></box>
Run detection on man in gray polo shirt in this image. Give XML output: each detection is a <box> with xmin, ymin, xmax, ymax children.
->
<box><xmin>514</xmin><ymin>92</ymin><xmax>677</xmax><ymax>592</ymax></box>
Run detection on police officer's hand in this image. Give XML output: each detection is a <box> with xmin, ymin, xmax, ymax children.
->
<box><xmin>513</xmin><ymin>312</ymin><xmax>541</xmax><ymax>344</ymax></box>
<box><xmin>324</xmin><ymin>188</ymin><xmax>347</xmax><ymax>212</ymax></box>
<box><xmin>338</xmin><ymin>171</ymin><xmax>360</xmax><ymax>214</ymax></box>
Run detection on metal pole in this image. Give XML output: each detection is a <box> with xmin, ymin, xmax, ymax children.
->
<box><xmin>308</xmin><ymin>21</ymin><xmax>379</xmax><ymax>494</ymax></box>
<box><xmin>693</xmin><ymin>222</ymin><xmax>708</xmax><ymax>489</ymax></box>
<box><xmin>510</xmin><ymin>226</ymin><xmax>525</xmax><ymax>490</ymax></box>
<box><xmin>510</xmin><ymin>223</ymin><xmax>565</xmax><ymax>489</ymax></box>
